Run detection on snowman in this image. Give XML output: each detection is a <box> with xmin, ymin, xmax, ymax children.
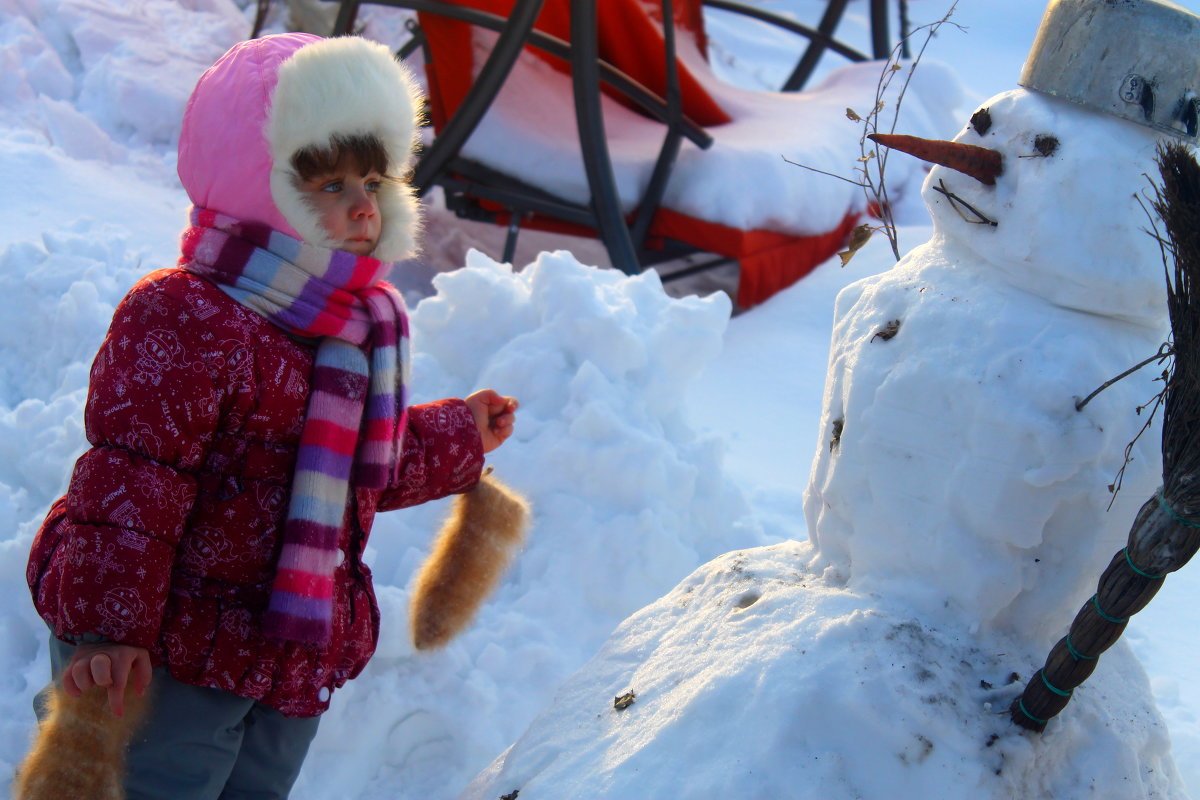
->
<box><xmin>803</xmin><ymin>0</ymin><xmax>1200</xmax><ymax>650</ymax></box>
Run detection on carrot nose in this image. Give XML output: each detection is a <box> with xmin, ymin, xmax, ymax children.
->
<box><xmin>867</xmin><ymin>133</ymin><xmax>1004</xmax><ymax>186</ymax></box>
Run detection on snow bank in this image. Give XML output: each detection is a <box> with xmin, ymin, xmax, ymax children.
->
<box><xmin>290</xmin><ymin>250</ymin><xmax>763</xmax><ymax>798</ymax></box>
<box><xmin>459</xmin><ymin>540</ymin><xmax>1184</xmax><ymax>800</ymax></box>
<box><xmin>0</xmin><ymin>236</ymin><xmax>762</xmax><ymax>799</ymax></box>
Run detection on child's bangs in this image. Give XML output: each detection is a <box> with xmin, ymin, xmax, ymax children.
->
<box><xmin>291</xmin><ymin>134</ymin><xmax>390</xmax><ymax>180</ymax></box>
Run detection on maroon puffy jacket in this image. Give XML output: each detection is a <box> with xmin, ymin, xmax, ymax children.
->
<box><xmin>27</xmin><ymin>267</ymin><xmax>484</xmax><ymax>716</ymax></box>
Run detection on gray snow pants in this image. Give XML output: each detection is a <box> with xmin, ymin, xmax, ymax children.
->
<box><xmin>39</xmin><ymin>635</ymin><xmax>321</xmax><ymax>800</ymax></box>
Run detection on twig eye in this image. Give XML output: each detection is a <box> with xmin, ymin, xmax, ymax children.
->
<box><xmin>931</xmin><ymin>179</ymin><xmax>999</xmax><ymax>227</ymax></box>
<box><xmin>1020</xmin><ymin>135</ymin><xmax>1060</xmax><ymax>159</ymax></box>
<box><xmin>970</xmin><ymin>108</ymin><xmax>992</xmax><ymax>136</ymax></box>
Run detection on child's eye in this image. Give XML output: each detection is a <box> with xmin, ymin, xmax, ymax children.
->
<box><xmin>321</xmin><ymin>180</ymin><xmax>343</xmax><ymax>193</ymax></box>
<box><xmin>366</xmin><ymin>179</ymin><xmax>382</xmax><ymax>193</ymax></box>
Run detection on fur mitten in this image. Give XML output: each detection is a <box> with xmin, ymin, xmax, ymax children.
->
<box><xmin>14</xmin><ymin>683</ymin><xmax>149</xmax><ymax>800</ymax></box>
<box><xmin>410</xmin><ymin>469</ymin><xmax>530</xmax><ymax>650</ymax></box>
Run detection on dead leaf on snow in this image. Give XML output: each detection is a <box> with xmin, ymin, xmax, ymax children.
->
<box><xmin>837</xmin><ymin>224</ymin><xmax>874</xmax><ymax>266</ymax></box>
<box><xmin>871</xmin><ymin>319</ymin><xmax>901</xmax><ymax>342</ymax></box>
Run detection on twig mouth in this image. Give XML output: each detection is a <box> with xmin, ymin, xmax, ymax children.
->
<box><xmin>930</xmin><ymin>179</ymin><xmax>998</xmax><ymax>227</ymax></box>
<box><xmin>868</xmin><ymin>133</ymin><xmax>1004</xmax><ymax>186</ymax></box>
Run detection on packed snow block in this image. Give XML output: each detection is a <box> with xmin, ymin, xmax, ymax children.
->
<box><xmin>410</xmin><ymin>470</ymin><xmax>530</xmax><ymax>650</ymax></box>
<box><xmin>14</xmin><ymin>682</ymin><xmax>149</xmax><ymax>800</ymax></box>
<box><xmin>456</xmin><ymin>541</ymin><xmax>1186</xmax><ymax>800</ymax></box>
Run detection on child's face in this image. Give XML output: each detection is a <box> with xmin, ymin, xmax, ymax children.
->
<box><xmin>299</xmin><ymin>159</ymin><xmax>384</xmax><ymax>257</ymax></box>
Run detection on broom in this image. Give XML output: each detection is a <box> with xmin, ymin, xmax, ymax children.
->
<box><xmin>1010</xmin><ymin>140</ymin><xmax>1200</xmax><ymax>731</ymax></box>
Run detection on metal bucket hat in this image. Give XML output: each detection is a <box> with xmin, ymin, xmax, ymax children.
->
<box><xmin>1019</xmin><ymin>0</ymin><xmax>1200</xmax><ymax>140</ymax></box>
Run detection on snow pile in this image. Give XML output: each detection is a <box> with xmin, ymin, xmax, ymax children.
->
<box><xmin>0</xmin><ymin>0</ymin><xmax>230</xmax><ymax>271</ymax></box>
<box><xmin>0</xmin><ymin>0</ymin><xmax>244</xmax><ymax>153</ymax></box>
<box><xmin>460</xmin><ymin>540</ymin><xmax>1182</xmax><ymax>800</ymax></box>
<box><xmin>0</xmin><ymin>223</ymin><xmax>153</xmax><ymax>530</ymax></box>
<box><xmin>243</xmin><ymin>250</ymin><xmax>758</xmax><ymax>799</ymax></box>
<box><xmin>0</xmin><ymin>236</ymin><xmax>759</xmax><ymax>798</ymax></box>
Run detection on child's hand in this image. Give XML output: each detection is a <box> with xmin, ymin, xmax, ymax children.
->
<box><xmin>465</xmin><ymin>389</ymin><xmax>519</xmax><ymax>454</ymax></box>
<box><xmin>63</xmin><ymin>642</ymin><xmax>152</xmax><ymax>718</ymax></box>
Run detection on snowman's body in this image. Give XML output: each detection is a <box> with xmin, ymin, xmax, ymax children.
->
<box><xmin>804</xmin><ymin>89</ymin><xmax>1170</xmax><ymax>647</ymax></box>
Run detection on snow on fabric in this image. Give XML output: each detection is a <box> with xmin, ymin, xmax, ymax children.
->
<box><xmin>458</xmin><ymin>25</ymin><xmax>965</xmax><ymax>234</ymax></box>
<box><xmin>1</xmin><ymin>0</ymin><xmax>1198</xmax><ymax>798</ymax></box>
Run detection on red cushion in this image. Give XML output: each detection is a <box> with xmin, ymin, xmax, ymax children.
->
<box><xmin>419</xmin><ymin>0</ymin><xmax>730</xmax><ymax>130</ymax></box>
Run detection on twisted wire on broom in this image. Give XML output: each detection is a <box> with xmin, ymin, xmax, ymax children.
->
<box><xmin>1010</xmin><ymin>142</ymin><xmax>1200</xmax><ymax>731</ymax></box>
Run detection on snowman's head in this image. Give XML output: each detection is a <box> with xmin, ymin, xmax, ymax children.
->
<box><xmin>877</xmin><ymin>88</ymin><xmax>1169</xmax><ymax>327</ymax></box>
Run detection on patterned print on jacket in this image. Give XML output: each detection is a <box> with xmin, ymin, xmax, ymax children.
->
<box><xmin>27</xmin><ymin>267</ymin><xmax>485</xmax><ymax>717</ymax></box>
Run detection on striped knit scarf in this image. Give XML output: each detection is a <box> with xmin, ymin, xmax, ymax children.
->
<box><xmin>180</xmin><ymin>207</ymin><xmax>410</xmax><ymax>645</ymax></box>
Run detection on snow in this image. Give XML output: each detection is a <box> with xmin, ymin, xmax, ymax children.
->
<box><xmin>460</xmin><ymin>542</ymin><xmax>1179</xmax><ymax>800</ymax></box>
<box><xmin>1</xmin><ymin>1</ymin><xmax>1198</xmax><ymax>799</ymax></box>
<box><xmin>457</xmin><ymin>24</ymin><xmax>964</xmax><ymax>233</ymax></box>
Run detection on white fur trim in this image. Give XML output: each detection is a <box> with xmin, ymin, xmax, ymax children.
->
<box><xmin>268</xmin><ymin>36</ymin><xmax>424</xmax><ymax>262</ymax></box>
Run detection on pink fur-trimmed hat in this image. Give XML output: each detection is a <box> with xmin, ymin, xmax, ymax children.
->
<box><xmin>177</xmin><ymin>33</ymin><xmax>424</xmax><ymax>261</ymax></box>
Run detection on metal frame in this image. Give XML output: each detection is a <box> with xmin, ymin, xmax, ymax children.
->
<box><xmin>702</xmin><ymin>0</ymin><xmax>906</xmax><ymax>90</ymax></box>
<box><xmin>322</xmin><ymin>0</ymin><xmax>901</xmax><ymax>276</ymax></box>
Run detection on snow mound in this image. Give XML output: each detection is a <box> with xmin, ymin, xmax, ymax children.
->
<box><xmin>289</xmin><ymin>250</ymin><xmax>767</xmax><ymax>799</ymax></box>
<box><xmin>0</xmin><ymin>220</ymin><xmax>157</xmax><ymax>532</ymax></box>
<box><xmin>458</xmin><ymin>540</ymin><xmax>1185</xmax><ymax>800</ymax></box>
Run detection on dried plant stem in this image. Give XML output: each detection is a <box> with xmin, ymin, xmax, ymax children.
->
<box><xmin>780</xmin><ymin>2</ymin><xmax>963</xmax><ymax>264</ymax></box>
<box><xmin>860</xmin><ymin>2</ymin><xmax>964</xmax><ymax>260</ymax></box>
<box><xmin>780</xmin><ymin>156</ymin><xmax>864</xmax><ymax>187</ymax></box>
<box><xmin>1075</xmin><ymin>344</ymin><xmax>1172</xmax><ymax>412</ymax></box>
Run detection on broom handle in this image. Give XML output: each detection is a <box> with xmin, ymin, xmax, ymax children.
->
<box><xmin>1010</xmin><ymin>491</ymin><xmax>1200</xmax><ymax>731</ymax></box>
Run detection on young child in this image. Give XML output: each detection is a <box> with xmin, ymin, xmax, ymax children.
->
<box><xmin>23</xmin><ymin>33</ymin><xmax>516</xmax><ymax>799</ymax></box>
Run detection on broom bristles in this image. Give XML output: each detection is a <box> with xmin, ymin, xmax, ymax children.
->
<box><xmin>1152</xmin><ymin>142</ymin><xmax>1200</xmax><ymax>500</ymax></box>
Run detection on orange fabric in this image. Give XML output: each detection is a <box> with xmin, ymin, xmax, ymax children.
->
<box><xmin>649</xmin><ymin>208</ymin><xmax>861</xmax><ymax>308</ymax></box>
<box><xmin>417</xmin><ymin>0</ymin><xmax>730</xmax><ymax>130</ymax></box>
<box><xmin>471</xmin><ymin>201</ymin><xmax>859</xmax><ymax>309</ymax></box>
<box><xmin>419</xmin><ymin>10</ymin><xmax>472</xmax><ymax>130</ymax></box>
